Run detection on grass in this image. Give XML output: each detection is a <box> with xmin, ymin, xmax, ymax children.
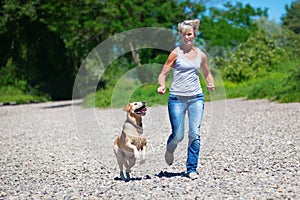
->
<box><xmin>224</xmin><ymin>58</ymin><xmax>300</xmax><ymax>102</ymax></box>
<box><xmin>2</xmin><ymin>59</ymin><xmax>299</xmax><ymax>107</ymax></box>
<box><xmin>129</xmin><ymin>83</ymin><xmax>169</xmax><ymax>106</ymax></box>
<box><xmin>83</xmin><ymin>83</ymin><xmax>169</xmax><ymax>108</ymax></box>
<box><xmin>84</xmin><ymin>57</ymin><xmax>300</xmax><ymax>108</ymax></box>
<box><xmin>0</xmin><ymin>86</ymin><xmax>49</xmax><ymax>104</ymax></box>
<box><xmin>84</xmin><ymin>80</ymin><xmax>228</xmax><ymax>108</ymax></box>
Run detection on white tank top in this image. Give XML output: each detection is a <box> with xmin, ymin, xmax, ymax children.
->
<box><xmin>170</xmin><ymin>47</ymin><xmax>203</xmax><ymax>96</ymax></box>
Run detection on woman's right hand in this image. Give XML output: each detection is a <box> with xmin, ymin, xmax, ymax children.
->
<box><xmin>157</xmin><ymin>85</ymin><xmax>166</xmax><ymax>95</ymax></box>
<box><xmin>206</xmin><ymin>82</ymin><xmax>215</xmax><ymax>92</ymax></box>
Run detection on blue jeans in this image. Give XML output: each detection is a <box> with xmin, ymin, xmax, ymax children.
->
<box><xmin>167</xmin><ymin>93</ymin><xmax>204</xmax><ymax>174</ymax></box>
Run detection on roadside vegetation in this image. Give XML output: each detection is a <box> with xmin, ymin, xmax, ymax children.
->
<box><xmin>1</xmin><ymin>0</ymin><xmax>299</xmax><ymax>107</ymax></box>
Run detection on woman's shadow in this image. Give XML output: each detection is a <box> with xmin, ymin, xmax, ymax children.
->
<box><xmin>155</xmin><ymin>170</ymin><xmax>187</xmax><ymax>178</ymax></box>
<box><xmin>114</xmin><ymin>171</ymin><xmax>187</xmax><ymax>182</ymax></box>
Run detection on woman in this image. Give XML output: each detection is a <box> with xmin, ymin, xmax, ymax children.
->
<box><xmin>157</xmin><ymin>19</ymin><xmax>215</xmax><ymax>179</ymax></box>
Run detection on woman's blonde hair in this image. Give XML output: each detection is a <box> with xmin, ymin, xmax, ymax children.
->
<box><xmin>178</xmin><ymin>19</ymin><xmax>200</xmax><ymax>35</ymax></box>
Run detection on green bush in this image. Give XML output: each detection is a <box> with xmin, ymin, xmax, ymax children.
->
<box><xmin>130</xmin><ymin>84</ymin><xmax>168</xmax><ymax>106</ymax></box>
<box><xmin>0</xmin><ymin>58</ymin><xmax>50</xmax><ymax>104</ymax></box>
<box><xmin>84</xmin><ymin>45</ymin><xmax>300</xmax><ymax>108</ymax></box>
<box><xmin>0</xmin><ymin>86</ymin><xmax>49</xmax><ymax>104</ymax></box>
<box><xmin>247</xmin><ymin>75</ymin><xmax>282</xmax><ymax>100</ymax></box>
<box><xmin>223</xmin><ymin>58</ymin><xmax>300</xmax><ymax>103</ymax></box>
<box><xmin>83</xmin><ymin>88</ymin><xmax>113</xmax><ymax>108</ymax></box>
<box><xmin>223</xmin><ymin>81</ymin><xmax>251</xmax><ymax>98</ymax></box>
<box><xmin>273</xmin><ymin>64</ymin><xmax>300</xmax><ymax>102</ymax></box>
<box><xmin>216</xmin><ymin>30</ymin><xmax>285</xmax><ymax>82</ymax></box>
<box><xmin>86</xmin><ymin>81</ymin><xmax>220</xmax><ymax>108</ymax></box>
<box><xmin>84</xmin><ymin>83</ymin><xmax>168</xmax><ymax>108</ymax></box>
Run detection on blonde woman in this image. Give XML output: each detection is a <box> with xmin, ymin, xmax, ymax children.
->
<box><xmin>157</xmin><ymin>19</ymin><xmax>215</xmax><ymax>179</ymax></box>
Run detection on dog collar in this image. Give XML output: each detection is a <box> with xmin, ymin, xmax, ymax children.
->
<box><xmin>126</xmin><ymin>120</ymin><xmax>143</xmax><ymax>134</ymax></box>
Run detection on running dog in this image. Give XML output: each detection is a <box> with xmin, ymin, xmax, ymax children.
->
<box><xmin>113</xmin><ymin>102</ymin><xmax>147</xmax><ymax>181</ymax></box>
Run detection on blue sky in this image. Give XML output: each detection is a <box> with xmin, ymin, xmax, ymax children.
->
<box><xmin>231</xmin><ymin>0</ymin><xmax>295</xmax><ymax>23</ymax></box>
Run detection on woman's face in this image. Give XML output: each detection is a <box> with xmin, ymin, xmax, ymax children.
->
<box><xmin>181</xmin><ymin>29</ymin><xmax>195</xmax><ymax>45</ymax></box>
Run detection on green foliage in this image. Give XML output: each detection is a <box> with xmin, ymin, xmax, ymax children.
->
<box><xmin>0</xmin><ymin>86</ymin><xmax>49</xmax><ymax>104</ymax></box>
<box><xmin>84</xmin><ymin>88</ymin><xmax>112</xmax><ymax>108</ymax></box>
<box><xmin>199</xmin><ymin>2</ymin><xmax>267</xmax><ymax>56</ymax></box>
<box><xmin>0</xmin><ymin>57</ymin><xmax>36</xmax><ymax>96</ymax></box>
<box><xmin>0</xmin><ymin>58</ymin><xmax>49</xmax><ymax>104</ymax></box>
<box><xmin>246</xmin><ymin>75</ymin><xmax>283</xmax><ymax>100</ymax></box>
<box><xmin>84</xmin><ymin>83</ymin><xmax>168</xmax><ymax>108</ymax></box>
<box><xmin>39</xmin><ymin>0</ymin><xmax>107</xmax><ymax>65</ymax></box>
<box><xmin>273</xmin><ymin>63</ymin><xmax>300</xmax><ymax>103</ymax></box>
<box><xmin>130</xmin><ymin>83</ymin><xmax>169</xmax><ymax>106</ymax></box>
<box><xmin>282</xmin><ymin>0</ymin><xmax>300</xmax><ymax>34</ymax></box>
<box><xmin>0</xmin><ymin>0</ymin><xmax>207</xmax><ymax>102</ymax></box>
<box><xmin>0</xmin><ymin>58</ymin><xmax>20</xmax><ymax>87</ymax></box>
<box><xmin>281</xmin><ymin>31</ymin><xmax>300</xmax><ymax>60</ymax></box>
<box><xmin>223</xmin><ymin>81</ymin><xmax>251</xmax><ymax>98</ymax></box>
<box><xmin>216</xmin><ymin>30</ymin><xmax>284</xmax><ymax>82</ymax></box>
<box><xmin>215</xmin><ymin>12</ymin><xmax>300</xmax><ymax>102</ymax></box>
<box><xmin>281</xmin><ymin>0</ymin><xmax>300</xmax><ymax>60</ymax></box>
<box><xmin>0</xmin><ymin>0</ymin><xmax>75</xmax><ymax>100</ymax></box>
<box><xmin>84</xmin><ymin>75</ymin><xmax>221</xmax><ymax>108</ymax></box>
<box><xmin>224</xmin><ymin>58</ymin><xmax>300</xmax><ymax>103</ymax></box>
<box><xmin>1</xmin><ymin>0</ymin><xmax>299</xmax><ymax>105</ymax></box>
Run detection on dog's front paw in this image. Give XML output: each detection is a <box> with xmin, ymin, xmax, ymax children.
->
<box><xmin>134</xmin><ymin>150</ymin><xmax>140</xmax><ymax>159</ymax></box>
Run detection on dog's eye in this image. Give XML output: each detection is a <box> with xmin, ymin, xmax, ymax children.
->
<box><xmin>134</xmin><ymin>103</ymin><xmax>137</xmax><ymax>105</ymax></box>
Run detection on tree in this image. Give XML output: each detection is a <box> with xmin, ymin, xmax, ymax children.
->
<box><xmin>282</xmin><ymin>0</ymin><xmax>300</xmax><ymax>34</ymax></box>
<box><xmin>84</xmin><ymin>0</ymin><xmax>206</xmax><ymax>86</ymax></box>
<box><xmin>0</xmin><ymin>0</ymin><xmax>273</xmax><ymax>100</ymax></box>
<box><xmin>199</xmin><ymin>2</ymin><xmax>268</xmax><ymax>57</ymax></box>
<box><xmin>0</xmin><ymin>0</ymin><xmax>74</xmax><ymax>100</ymax></box>
<box><xmin>0</xmin><ymin>0</ymin><xmax>208</xmax><ymax>99</ymax></box>
<box><xmin>281</xmin><ymin>0</ymin><xmax>300</xmax><ymax>59</ymax></box>
<box><xmin>215</xmin><ymin>29</ymin><xmax>284</xmax><ymax>82</ymax></box>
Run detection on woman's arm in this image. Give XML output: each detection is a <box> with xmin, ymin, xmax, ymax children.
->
<box><xmin>157</xmin><ymin>51</ymin><xmax>177</xmax><ymax>94</ymax></box>
<box><xmin>200</xmin><ymin>52</ymin><xmax>215</xmax><ymax>92</ymax></box>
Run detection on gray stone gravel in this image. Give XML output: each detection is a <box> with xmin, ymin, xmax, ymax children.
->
<box><xmin>0</xmin><ymin>98</ymin><xmax>299</xmax><ymax>199</ymax></box>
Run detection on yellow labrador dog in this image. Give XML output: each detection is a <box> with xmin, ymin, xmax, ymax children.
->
<box><xmin>114</xmin><ymin>102</ymin><xmax>147</xmax><ymax>181</ymax></box>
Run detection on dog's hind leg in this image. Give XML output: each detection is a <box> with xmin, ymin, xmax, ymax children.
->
<box><xmin>117</xmin><ymin>154</ymin><xmax>126</xmax><ymax>180</ymax></box>
<box><xmin>123</xmin><ymin>159</ymin><xmax>131</xmax><ymax>180</ymax></box>
<box><xmin>114</xmin><ymin>145</ymin><xmax>126</xmax><ymax>180</ymax></box>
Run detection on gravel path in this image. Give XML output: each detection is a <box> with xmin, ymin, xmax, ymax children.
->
<box><xmin>0</xmin><ymin>98</ymin><xmax>299</xmax><ymax>199</ymax></box>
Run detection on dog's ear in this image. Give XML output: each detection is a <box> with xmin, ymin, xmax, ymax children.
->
<box><xmin>123</xmin><ymin>104</ymin><xmax>131</xmax><ymax>112</ymax></box>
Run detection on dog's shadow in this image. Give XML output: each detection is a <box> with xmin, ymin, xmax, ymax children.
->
<box><xmin>155</xmin><ymin>171</ymin><xmax>187</xmax><ymax>178</ymax></box>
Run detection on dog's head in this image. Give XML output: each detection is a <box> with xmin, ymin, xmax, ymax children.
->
<box><xmin>123</xmin><ymin>102</ymin><xmax>147</xmax><ymax>116</ymax></box>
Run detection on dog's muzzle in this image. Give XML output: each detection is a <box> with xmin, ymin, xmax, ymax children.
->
<box><xmin>134</xmin><ymin>102</ymin><xmax>147</xmax><ymax>115</ymax></box>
